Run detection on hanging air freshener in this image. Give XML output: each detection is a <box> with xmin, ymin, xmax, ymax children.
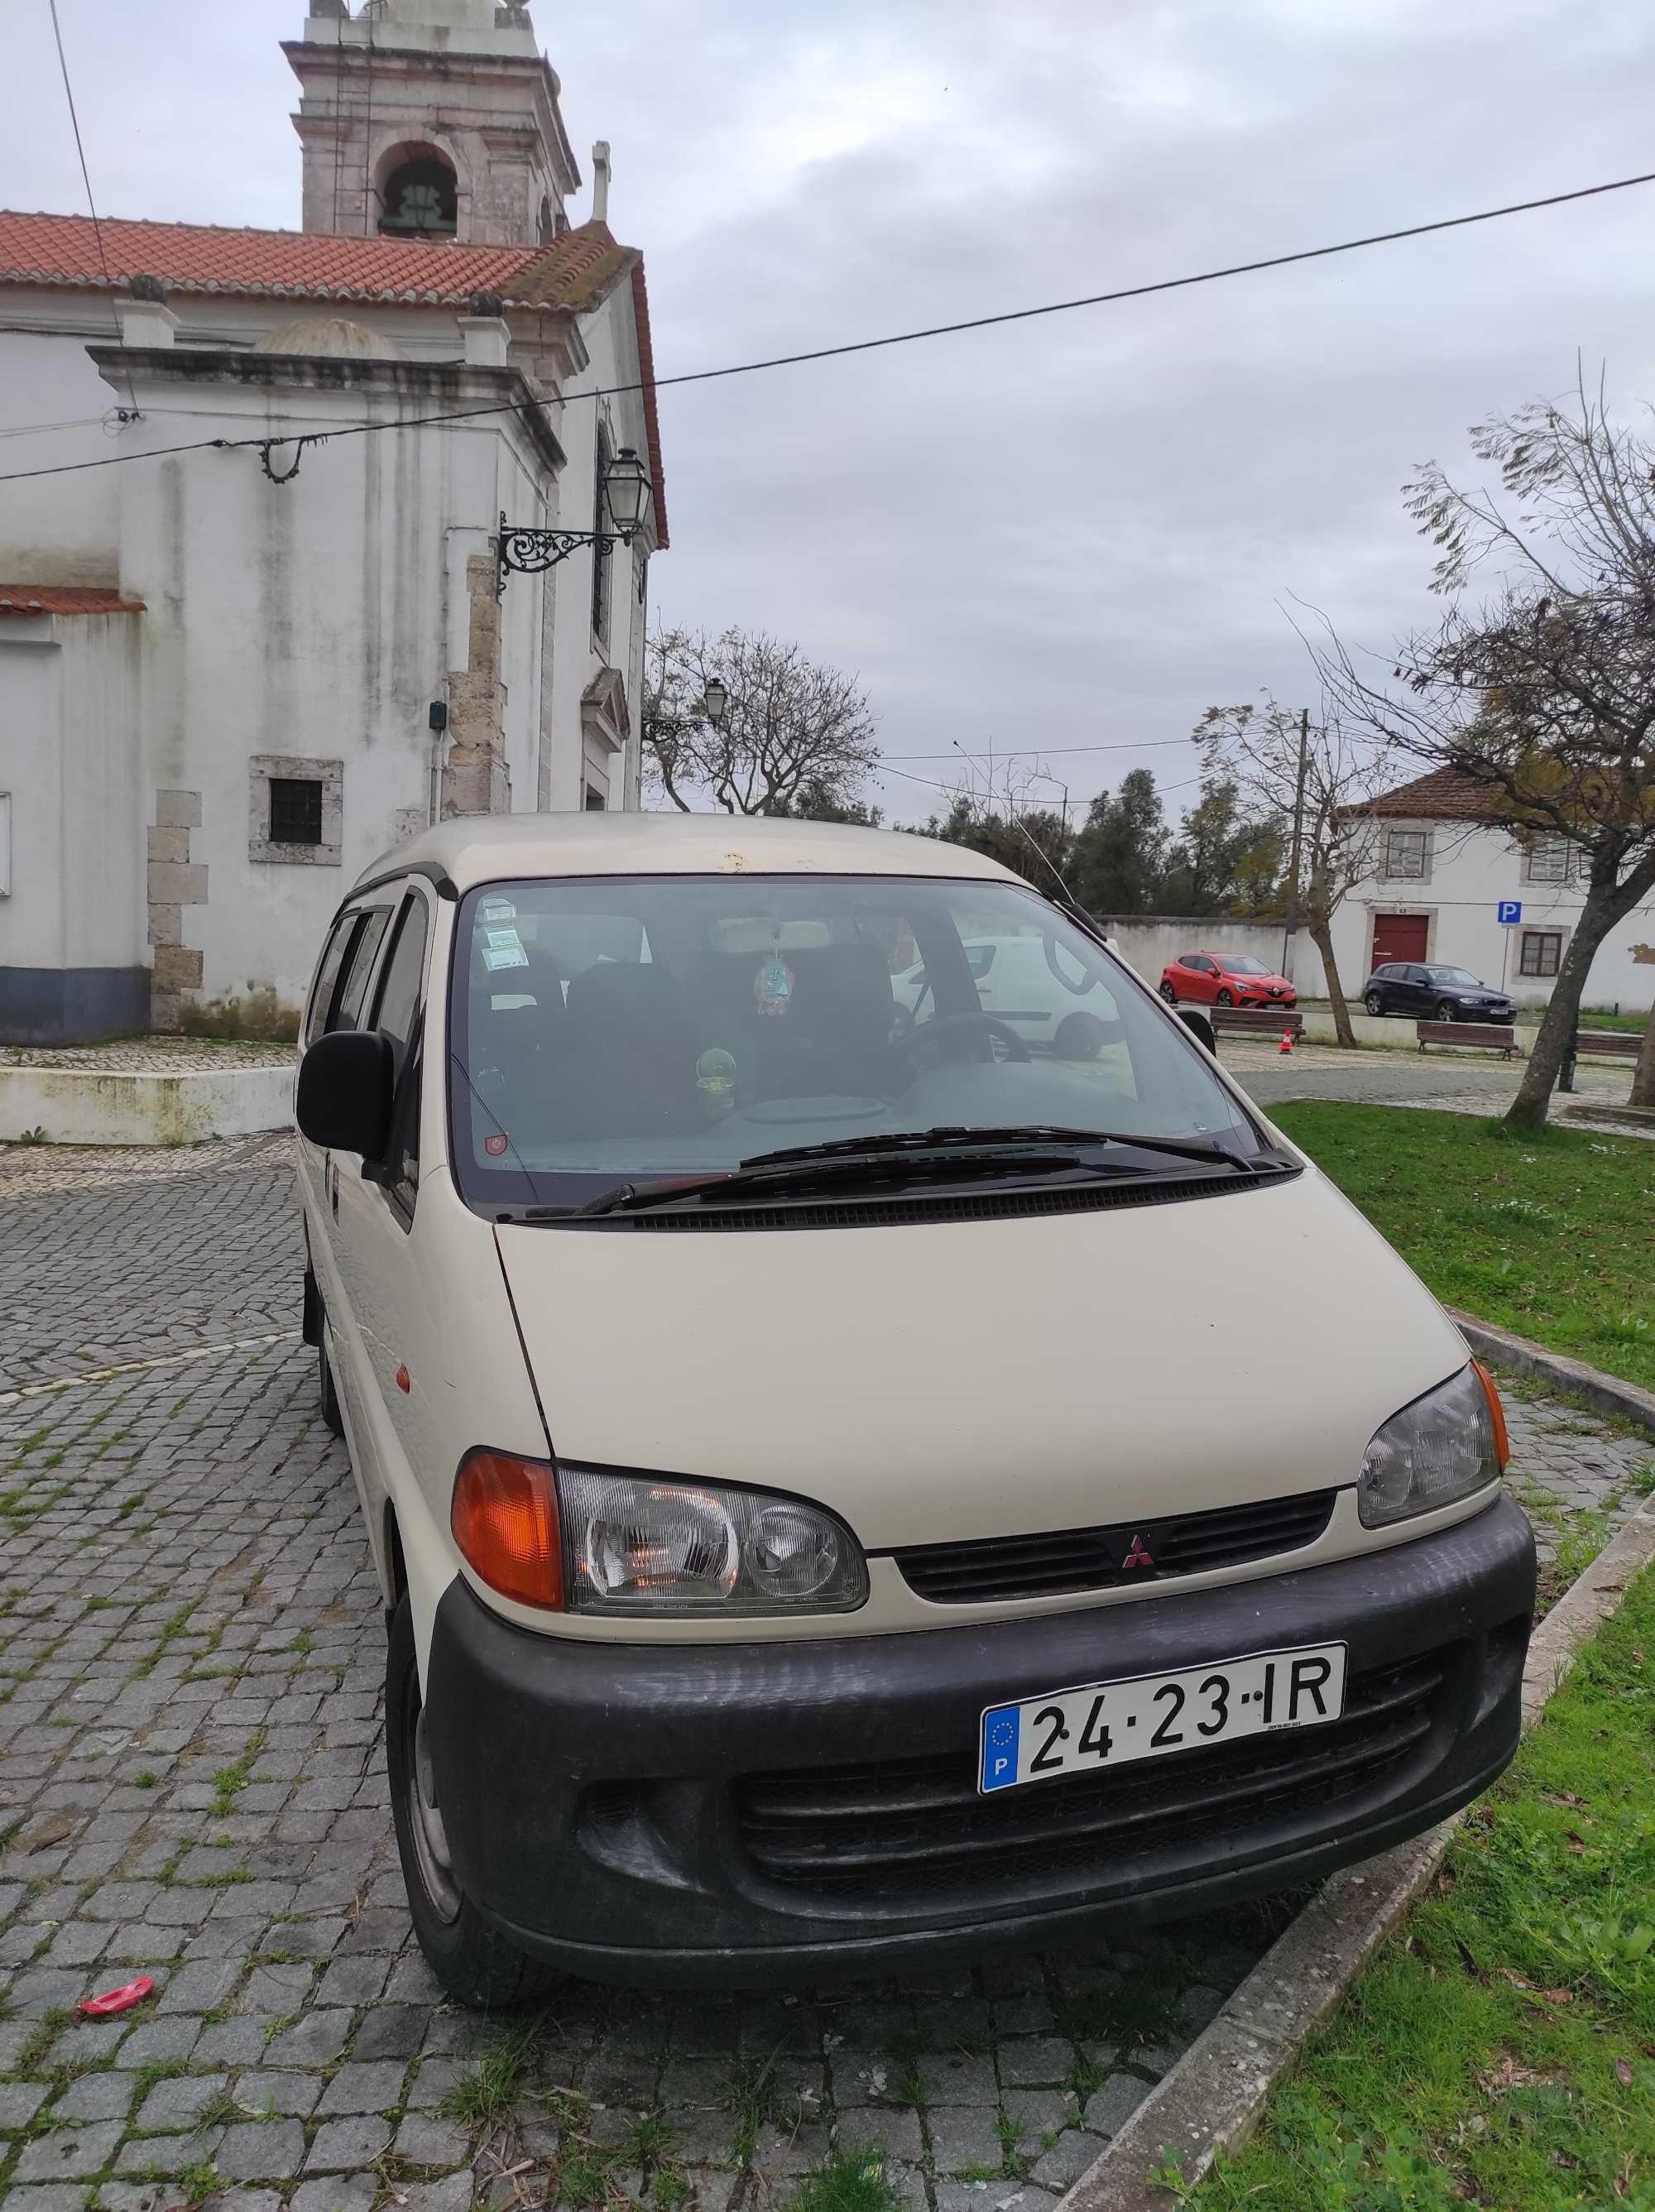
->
<box><xmin>754</xmin><ymin>955</ymin><xmax>794</xmax><ymax>1016</ymax></box>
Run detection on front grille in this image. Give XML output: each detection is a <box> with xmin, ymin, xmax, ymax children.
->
<box><xmin>893</xmin><ymin>1490</ymin><xmax>1336</xmax><ymax>1605</ymax></box>
<box><xmin>590</xmin><ymin>1164</ymin><xmax>1301</xmax><ymax>1234</ymax></box>
<box><xmin>735</xmin><ymin>1647</ymin><xmax>1453</xmax><ymax>1898</ymax></box>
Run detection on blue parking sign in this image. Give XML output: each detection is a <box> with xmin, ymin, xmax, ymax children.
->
<box><xmin>1497</xmin><ymin>900</ymin><xmax>1522</xmax><ymax>925</ymax></box>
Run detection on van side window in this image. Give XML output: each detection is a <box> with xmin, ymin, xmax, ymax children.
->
<box><xmin>372</xmin><ymin>894</ymin><xmax>431</xmax><ymax>1222</ymax></box>
<box><xmin>372</xmin><ymin>896</ymin><xmax>430</xmax><ymax>1074</ymax></box>
<box><xmin>305</xmin><ymin>913</ymin><xmax>360</xmax><ymax>1045</ymax></box>
<box><xmin>332</xmin><ymin>908</ymin><xmax>391</xmax><ymax>1032</ymax></box>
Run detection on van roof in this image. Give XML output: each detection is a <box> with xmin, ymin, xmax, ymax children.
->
<box><xmin>354</xmin><ymin>812</ymin><xmax>1027</xmax><ymax>895</ymax></box>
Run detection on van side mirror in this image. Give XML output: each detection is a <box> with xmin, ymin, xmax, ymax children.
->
<box><xmin>1177</xmin><ymin>1007</ymin><xmax>1216</xmax><ymax>1053</ymax></box>
<box><xmin>296</xmin><ymin>1029</ymin><xmax>396</xmax><ymax>1160</ymax></box>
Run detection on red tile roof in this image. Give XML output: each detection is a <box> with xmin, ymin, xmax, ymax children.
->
<box><xmin>0</xmin><ymin>586</ymin><xmax>145</xmax><ymax>616</ymax></box>
<box><xmin>0</xmin><ymin>209</ymin><xmax>540</xmax><ymax>304</ymax></box>
<box><xmin>0</xmin><ymin>209</ymin><xmax>669</xmax><ymax>549</ymax></box>
<box><xmin>1352</xmin><ymin>768</ymin><xmax>1506</xmax><ymax>822</ymax></box>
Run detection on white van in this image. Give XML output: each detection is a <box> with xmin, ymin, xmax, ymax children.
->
<box><xmin>294</xmin><ymin>814</ymin><xmax>1534</xmax><ymax>2006</ymax></box>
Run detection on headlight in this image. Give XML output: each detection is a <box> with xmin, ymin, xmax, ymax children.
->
<box><xmin>557</xmin><ymin>1465</ymin><xmax>868</xmax><ymax>1616</ymax></box>
<box><xmin>1358</xmin><ymin>1363</ymin><xmax>1508</xmax><ymax>1528</ymax></box>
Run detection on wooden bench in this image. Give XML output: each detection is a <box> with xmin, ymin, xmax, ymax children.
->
<box><xmin>1416</xmin><ymin>1019</ymin><xmax>1518</xmax><ymax>1059</ymax></box>
<box><xmin>1559</xmin><ymin>1026</ymin><xmax>1643</xmax><ymax>1092</ymax></box>
<box><xmin>1574</xmin><ymin>1029</ymin><xmax>1643</xmax><ymax>1060</ymax></box>
<box><xmin>1208</xmin><ymin>1007</ymin><xmax>1304</xmax><ymax>1041</ymax></box>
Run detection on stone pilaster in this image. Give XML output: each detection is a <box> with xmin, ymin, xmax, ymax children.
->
<box><xmin>441</xmin><ymin>555</ymin><xmax>512</xmax><ymax>818</ymax></box>
<box><xmin>148</xmin><ymin>790</ymin><xmax>205</xmax><ymax>1031</ymax></box>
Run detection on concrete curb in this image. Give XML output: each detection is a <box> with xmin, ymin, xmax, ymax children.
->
<box><xmin>1446</xmin><ymin>1308</ymin><xmax>1655</xmax><ymax>1440</ymax></box>
<box><xmin>1058</xmin><ymin>1388</ymin><xmax>1655</xmax><ymax>2210</ymax></box>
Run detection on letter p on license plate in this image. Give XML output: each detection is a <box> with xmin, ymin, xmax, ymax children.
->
<box><xmin>979</xmin><ymin>1641</ymin><xmax>1347</xmax><ymax>1794</ymax></box>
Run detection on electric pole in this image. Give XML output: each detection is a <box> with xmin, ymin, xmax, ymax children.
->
<box><xmin>1281</xmin><ymin>707</ymin><xmax>1311</xmax><ymax>981</ymax></box>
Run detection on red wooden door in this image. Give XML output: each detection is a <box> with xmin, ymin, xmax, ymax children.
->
<box><xmin>1372</xmin><ymin>914</ymin><xmax>1428</xmax><ymax>967</ymax></box>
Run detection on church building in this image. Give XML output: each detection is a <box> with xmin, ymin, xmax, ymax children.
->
<box><xmin>0</xmin><ymin>0</ymin><xmax>667</xmax><ymax>1042</ymax></box>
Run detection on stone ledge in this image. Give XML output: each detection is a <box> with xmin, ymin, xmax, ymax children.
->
<box><xmin>1447</xmin><ymin>1307</ymin><xmax>1655</xmax><ymax>1439</ymax></box>
<box><xmin>0</xmin><ymin>1064</ymin><xmax>293</xmax><ymax>1146</ymax></box>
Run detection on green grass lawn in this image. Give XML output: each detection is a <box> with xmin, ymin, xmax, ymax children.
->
<box><xmin>1514</xmin><ymin>1007</ymin><xmax>1648</xmax><ymax>1035</ymax></box>
<box><xmin>1272</xmin><ymin>1104</ymin><xmax>1655</xmax><ymax>1396</ymax></box>
<box><xmin>1178</xmin><ymin>1560</ymin><xmax>1655</xmax><ymax>2211</ymax></box>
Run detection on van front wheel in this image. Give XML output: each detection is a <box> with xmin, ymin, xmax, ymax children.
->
<box><xmin>385</xmin><ymin>1596</ymin><xmax>559</xmax><ymax>2010</ymax></box>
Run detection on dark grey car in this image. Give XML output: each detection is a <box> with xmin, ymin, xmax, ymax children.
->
<box><xmin>1363</xmin><ymin>963</ymin><xmax>1515</xmax><ymax>1021</ymax></box>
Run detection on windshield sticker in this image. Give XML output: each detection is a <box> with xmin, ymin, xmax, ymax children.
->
<box><xmin>755</xmin><ymin>956</ymin><xmax>794</xmax><ymax>1016</ymax></box>
<box><xmin>484</xmin><ymin>1133</ymin><xmax>509</xmax><ymax>1157</ymax></box>
<box><xmin>478</xmin><ymin>897</ymin><xmax>516</xmax><ymax>924</ymax></box>
<box><xmin>482</xmin><ymin>926</ymin><xmax>529</xmax><ymax>972</ymax></box>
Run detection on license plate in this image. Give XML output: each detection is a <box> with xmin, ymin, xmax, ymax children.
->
<box><xmin>979</xmin><ymin>1641</ymin><xmax>1347</xmax><ymax>1794</ymax></box>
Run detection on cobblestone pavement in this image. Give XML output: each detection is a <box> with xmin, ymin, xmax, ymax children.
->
<box><xmin>2</xmin><ymin>1151</ymin><xmax>1651</xmax><ymax>2212</ymax></box>
<box><xmin>1220</xmin><ymin>1038</ymin><xmax>1637</xmax><ymax>1122</ymax></box>
<box><xmin>1</xmin><ymin>1044</ymin><xmax>294</xmax><ymax>1073</ymax></box>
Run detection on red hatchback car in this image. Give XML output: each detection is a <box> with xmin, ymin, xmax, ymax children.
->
<box><xmin>1160</xmin><ymin>950</ymin><xmax>1298</xmax><ymax>1010</ymax></box>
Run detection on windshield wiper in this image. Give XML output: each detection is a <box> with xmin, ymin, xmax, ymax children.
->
<box><xmin>741</xmin><ymin>1125</ymin><xmax>1251</xmax><ymax>1173</ymax></box>
<box><xmin>552</xmin><ymin>1126</ymin><xmax>1256</xmax><ymax>1220</ymax></box>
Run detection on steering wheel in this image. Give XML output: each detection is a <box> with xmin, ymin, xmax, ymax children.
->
<box><xmin>892</xmin><ymin>1011</ymin><xmax>1031</xmax><ymax>1067</ymax></box>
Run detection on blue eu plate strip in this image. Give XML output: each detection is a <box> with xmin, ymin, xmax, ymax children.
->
<box><xmin>981</xmin><ymin>1704</ymin><xmax>1021</xmax><ymax>1792</ymax></box>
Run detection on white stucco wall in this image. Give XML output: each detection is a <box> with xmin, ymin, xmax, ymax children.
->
<box><xmin>0</xmin><ymin>272</ymin><xmax>656</xmax><ymax>1029</ymax></box>
<box><xmin>1097</xmin><ymin>916</ymin><xmax>1308</xmax><ymax>991</ymax></box>
<box><xmin>1331</xmin><ymin>818</ymin><xmax>1655</xmax><ymax>1012</ymax></box>
<box><xmin>540</xmin><ymin>282</ymin><xmax>654</xmax><ymax>817</ymax></box>
<box><xmin>0</xmin><ymin>611</ymin><xmax>146</xmax><ymax>974</ymax></box>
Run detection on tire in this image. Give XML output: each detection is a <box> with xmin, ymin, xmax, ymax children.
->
<box><xmin>1215</xmin><ymin>989</ymin><xmax>1234</xmax><ymax>1008</ymax></box>
<box><xmin>1435</xmin><ymin>1000</ymin><xmax>1456</xmax><ymax>1023</ymax></box>
<box><xmin>1158</xmin><ymin>981</ymin><xmax>1178</xmax><ymax>1005</ymax></box>
<box><xmin>1053</xmin><ymin>1011</ymin><xmax>1106</xmax><ymax>1062</ymax></box>
<box><xmin>385</xmin><ymin>1595</ymin><xmax>561</xmax><ymax>2011</ymax></box>
<box><xmin>1364</xmin><ymin>991</ymin><xmax>1385</xmax><ymax>1017</ymax></box>
<box><xmin>319</xmin><ymin>1336</ymin><xmax>345</xmax><ymax>1439</ymax></box>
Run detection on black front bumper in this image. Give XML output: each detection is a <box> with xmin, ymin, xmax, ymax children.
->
<box><xmin>425</xmin><ymin>1495</ymin><xmax>1534</xmax><ymax>1987</ymax></box>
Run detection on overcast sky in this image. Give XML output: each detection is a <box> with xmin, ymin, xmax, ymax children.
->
<box><xmin>7</xmin><ymin>0</ymin><xmax>1654</xmax><ymax>827</ymax></box>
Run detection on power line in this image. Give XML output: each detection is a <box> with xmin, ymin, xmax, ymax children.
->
<box><xmin>877</xmin><ymin>761</ymin><xmax>1204</xmax><ymax>802</ymax></box>
<box><xmin>45</xmin><ymin>0</ymin><xmax>139</xmax><ymax>420</ymax></box>
<box><xmin>6</xmin><ymin>162</ymin><xmax>1655</xmax><ymax>488</ymax></box>
<box><xmin>882</xmin><ymin>735</ymin><xmax>1199</xmax><ymax>761</ymax></box>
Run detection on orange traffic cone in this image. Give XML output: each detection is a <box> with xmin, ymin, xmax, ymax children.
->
<box><xmin>1278</xmin><ymin>1028</ymin><xmax>1295</xmax><ymax>1055</ymax></box>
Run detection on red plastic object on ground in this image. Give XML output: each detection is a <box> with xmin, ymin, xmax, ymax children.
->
<box><xmin>79</xmin><ymin>1975</ymin><xmax>153</xmax><ymax>2017</ymax></box>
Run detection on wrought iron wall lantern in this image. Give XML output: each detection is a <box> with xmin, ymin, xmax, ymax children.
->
<box><xmin>643</xmin><ymin>679</ymin><xmax>732</xmax><ymax>748</ymax></box>
<box><xmin>496</xmin><ymin>445</ymin><xmax>652</xmax><ymax>597</ymax></box>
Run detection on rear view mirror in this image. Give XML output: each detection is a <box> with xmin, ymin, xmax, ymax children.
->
<box><xmin>296</xmin><ymin>1029</ymin><xmax>396</xmax><ymax>1160</ymax></box>
<box><xmin>1178</xmin><ymin>1007</ymin><xmax>1216</xmax><ymax>1054</ymax></box>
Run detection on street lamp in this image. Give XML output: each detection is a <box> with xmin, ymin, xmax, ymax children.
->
<box><xmin>645</xmin><ymin>679</ymin><xmax>731</xmax><ymax>750</ymax></box>
<box><xmin>495</xmin><ymin>445</ymin><xmax>655</xmax><ymax>596</ymax></box>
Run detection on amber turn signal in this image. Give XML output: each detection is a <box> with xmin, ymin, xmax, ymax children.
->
<box><xmin>450</xmin><ymin>1449</ymin><xmax>564</xmax><ymax>1610</ymax></box>
<box><xmin>1471</xmin><ymin>1360</ymin><xmax>1511</xmax><ymax>1472</ymax></box>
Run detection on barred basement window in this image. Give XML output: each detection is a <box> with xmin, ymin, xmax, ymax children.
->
<box><xmin>1519</xmin><ymin>929</ymin><xmax>1562</xmax><ymax>978</ymax></box>
<box><xmin>270</xmin><ymin>778</ymin><xmax>324</xmax><ymax>847</ymax></box>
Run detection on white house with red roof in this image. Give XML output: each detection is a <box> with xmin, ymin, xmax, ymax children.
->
<box><xmin>1335</xmin><ymin>769</ymin><xmax>1654</xmax><ymax>1011</ymax></box>
<box><xmin>0</xmin><ymin>0</ymin><xmax>667</xmax><ymax>1043</ymax></box>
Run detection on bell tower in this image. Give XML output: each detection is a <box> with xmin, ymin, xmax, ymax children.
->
<box><xmin>285</xmin><ymin>0</ymin><xmax>581</xmax><ymax>245</ymax></box>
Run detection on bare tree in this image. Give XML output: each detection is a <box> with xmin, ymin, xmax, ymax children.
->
<box><xmin>1317</xmin><ymin>374</ymin><xmax>1655</xmax><ymax>1131</ymax></box>
<box><xmin>1632</xmin><ymin>994</ymin><xmax>1655</xmax><ymax>1110</ymax></box>
<box><xmin>644</xmin><ymin>626</ymin><xmax>879</xmax><ymax>817</ymax></box>
<box><xmin>1192</xmin><ymin>699</ymin><xmax>1384</xmax><ymax>1044</ymax></box>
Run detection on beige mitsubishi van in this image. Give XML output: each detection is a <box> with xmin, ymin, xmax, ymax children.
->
<box><xmin>294</xmin><ymin>813</ymin><xmax>1534</xmax><ymax>2006</ymax></box>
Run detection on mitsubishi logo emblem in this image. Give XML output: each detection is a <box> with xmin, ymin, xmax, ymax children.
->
<box><xmin>1121</xmin><ymin>1533</ymin><xmax>1155</xmax><ymax>1571</ymax></box>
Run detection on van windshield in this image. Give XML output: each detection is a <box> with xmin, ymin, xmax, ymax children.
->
<box><xmin>447</xmin><ymin>874</ymin><xmax>1259</xmax><ymax>1209</ymax></box>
